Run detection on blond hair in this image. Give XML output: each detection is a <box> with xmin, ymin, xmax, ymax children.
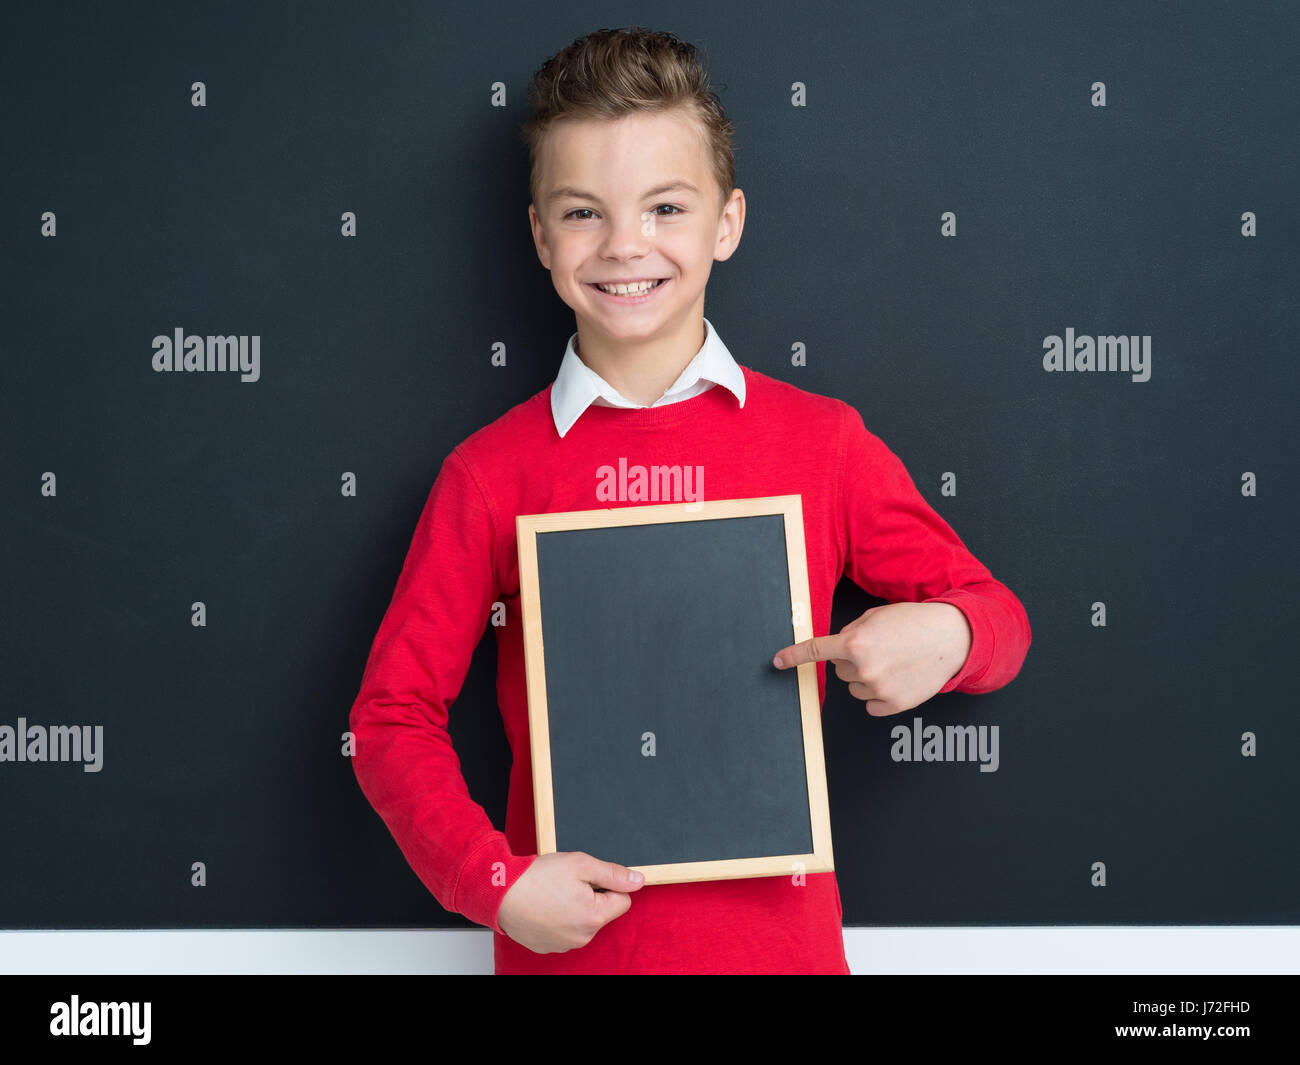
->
<box><xmin>519</xmin><ymin>27</ymin><xmax>736</xmax><ymax>216</ymax></box>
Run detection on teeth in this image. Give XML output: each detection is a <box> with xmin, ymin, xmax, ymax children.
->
<box><xmin>596</xmin><ymin>279</ymin><xmax>662</xmax><ymax>295</ymax></box>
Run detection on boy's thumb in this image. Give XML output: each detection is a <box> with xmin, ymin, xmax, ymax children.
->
<box><xmin>583</xmin><ymin>857</ymin><xmax>645</xmax><ymax>893</ymax></box>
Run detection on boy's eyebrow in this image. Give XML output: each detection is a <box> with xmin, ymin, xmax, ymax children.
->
<box><xmin>547</xmin><ymin>180</ymin><xmax>700</xmax><ymax>204</ymax></box>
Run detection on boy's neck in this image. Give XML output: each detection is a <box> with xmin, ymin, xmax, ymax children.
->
<box><xmin>574</xmin><ymin>313</ymin><xmax>708</xmax><ymax>408</ymax></box>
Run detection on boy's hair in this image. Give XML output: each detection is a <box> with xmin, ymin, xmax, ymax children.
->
<box><xmin>519</xmin><ymin>27</ymin><xmax>736</xmax><ymax>217</ymax></box>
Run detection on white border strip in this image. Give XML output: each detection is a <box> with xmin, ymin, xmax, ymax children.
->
<box><xmin>0</xmin><ymin>928</ymin><xmax>1295</xmax><ymax>974</ymax></box>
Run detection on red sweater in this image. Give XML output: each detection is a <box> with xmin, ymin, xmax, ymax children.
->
<box><xmin>348</xmin><ymin>367</ymin><xmax>1031</xmax><ymax>974</ymax></box>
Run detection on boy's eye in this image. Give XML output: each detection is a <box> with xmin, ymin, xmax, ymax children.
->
<box><xmin>563</xmin><ymin>204</ymin><xmax>683</xmax><ymax>221</ymax></box>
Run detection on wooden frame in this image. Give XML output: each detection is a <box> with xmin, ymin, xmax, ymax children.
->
<box><xmin>515</xmin><ymin>494</ymin><xmax>834</xmax><ymax>886</ymax></box>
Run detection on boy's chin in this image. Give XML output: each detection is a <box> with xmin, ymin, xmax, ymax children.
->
<box><xmin>573</xmin><ymin>309</ymin><xmax>675</xmax><ymax>336</ymax></box>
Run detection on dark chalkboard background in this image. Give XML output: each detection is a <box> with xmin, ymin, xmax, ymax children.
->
<box><xmin>1</xmin><ymin>2</ymin><xmax>1296</xmax><ymax>929</ymax></box>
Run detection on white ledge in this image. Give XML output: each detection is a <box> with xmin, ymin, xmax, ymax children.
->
<box><xmin>0</xmin><ymin>927</ymin><xmax>1295</xmax><ymax>974</ymax></box>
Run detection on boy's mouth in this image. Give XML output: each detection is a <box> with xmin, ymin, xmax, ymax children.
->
<box><xmin>586</xmin><ymin>277</ymin><xmax>670</xmax><ymax>302</ymax></box>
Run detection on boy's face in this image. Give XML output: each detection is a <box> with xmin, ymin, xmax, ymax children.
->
<box><xmin>528</xmin><ymin>109</ymin><xmax>744</xmax><ymax>348</ymax></box>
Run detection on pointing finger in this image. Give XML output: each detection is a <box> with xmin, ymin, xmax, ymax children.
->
<box><xmin>773</xmin><ymin>631</ymin><xmax>849</xmax><ymax>669</ymax></box>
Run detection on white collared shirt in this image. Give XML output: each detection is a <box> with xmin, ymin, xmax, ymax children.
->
<box><xmin>550</xmin><ymin>316</ymin><xmax>747</xmax><ymax>438</ymax></box>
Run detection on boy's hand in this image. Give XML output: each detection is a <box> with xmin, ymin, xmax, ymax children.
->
<box><xmin>496</xmin><ymin>851</ymin><xmax>646</xmax><ymax>954</ymax></box>
<box><xmin>772</xmin><ymin>602</ymin><xmax>972</xmax><ymax>716</ymax></box>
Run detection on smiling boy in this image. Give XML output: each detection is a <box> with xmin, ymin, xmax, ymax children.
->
<box><xmin>348</xmin><ymin>27</ymin><xmax>1031</xmax><ymax>974</ymax></box>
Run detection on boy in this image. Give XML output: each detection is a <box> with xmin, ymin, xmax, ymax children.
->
<box><xmin>348</xmin><ymin>27</ymin><xmax>1031</xmax><ymax>975</ymax></box>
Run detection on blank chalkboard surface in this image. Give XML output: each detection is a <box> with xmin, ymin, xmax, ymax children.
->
<box><xmin>515</xmin><ymin>495</ymin><xmax>834</xmax><ymax>885</ymax></box>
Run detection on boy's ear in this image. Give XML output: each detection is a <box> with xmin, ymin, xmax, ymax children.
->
<box><xmin>528</xmin><ymin>203</ymin><xmax>551</xmax><ymax>268</ymax></box>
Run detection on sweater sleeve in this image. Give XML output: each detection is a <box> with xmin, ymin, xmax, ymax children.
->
<box><xmin>839</xmin><ymin>404</ymin><xmax>1031</xmax><ymax>694</ymax></box>
<box><xmin>348</xmin><ymin>446</ymin><xmax>536</xmax><ymax>933</ymax></box>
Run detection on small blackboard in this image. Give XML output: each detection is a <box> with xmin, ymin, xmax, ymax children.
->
<box><xmin>515</xmin><ymin>495</ymin><xmax>834</xmax><ymax>885</ymax></box>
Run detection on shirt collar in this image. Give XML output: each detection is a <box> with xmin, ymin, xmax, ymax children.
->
<box><xmin>550</xmin><ymin>316</ymin><xmax>746</xmax><ymax>438</ymax></box>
